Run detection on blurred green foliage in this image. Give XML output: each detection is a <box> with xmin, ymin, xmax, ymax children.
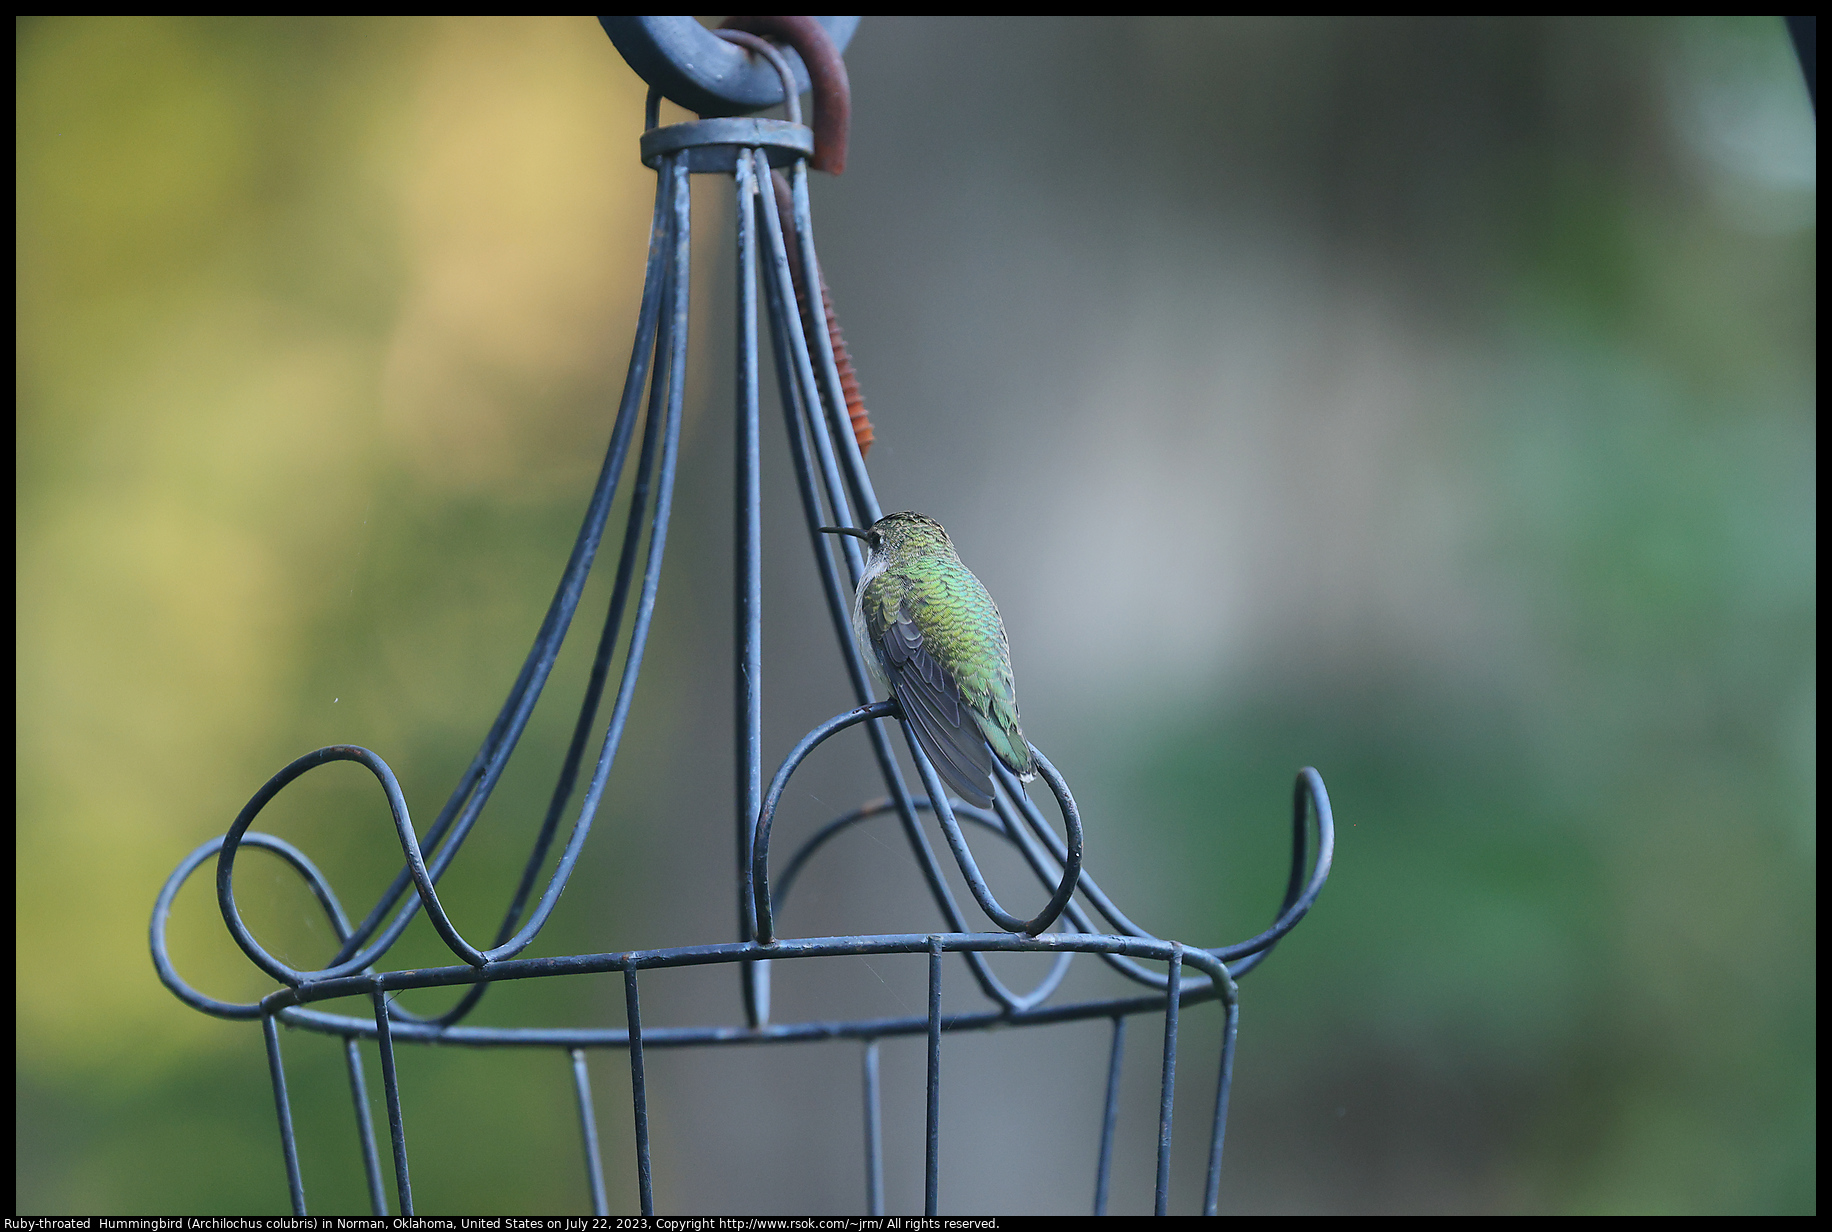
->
<box><xmin>16</xmin><ymin>15</ymin><xmax>1813</xmax><ymax>1214</ymax></box>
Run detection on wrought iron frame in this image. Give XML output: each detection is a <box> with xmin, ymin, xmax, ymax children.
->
<box><xmin>151</xmin><ymin>29</ymin><xmax>1335</xmax><ymax>1218</ymax></box>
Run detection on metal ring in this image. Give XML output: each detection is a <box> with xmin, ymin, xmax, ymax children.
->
<box><xmin>638</xmin><ymin>117</ymin><xmax>813</xmax><ymax>174</ymax></box>
<box><xmin>600</xmin><ymin>16</ymin><xmax>859</xmax><ymax>117</ymax></box>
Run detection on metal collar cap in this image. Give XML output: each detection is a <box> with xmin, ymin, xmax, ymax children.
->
<box><xmin>639</xmin><ymin>117</ymin><xmax>815</xmax><ymax>173</ymax></box>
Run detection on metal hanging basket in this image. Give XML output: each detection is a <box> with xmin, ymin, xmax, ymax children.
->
<box><xmin>151</xmin><ymin>16</ymin><xmax>1335</xmax><ymax>1216</ymax></box>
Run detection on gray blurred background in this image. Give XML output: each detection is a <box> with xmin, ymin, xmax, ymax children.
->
<box><xmin>16</xmin><ymin>16</ymin><xmax>1815</xmax><ymax>1214</ymax></box>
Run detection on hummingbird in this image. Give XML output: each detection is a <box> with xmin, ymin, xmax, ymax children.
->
<box><xmin>819</xmin><ymin>512</ymin><xmax>1035</xmax><ymax>809</ymax></box>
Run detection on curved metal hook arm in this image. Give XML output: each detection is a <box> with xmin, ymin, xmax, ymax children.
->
<box><xmin>1209</xmin><ymin>767</ymin><xmax>1335</xmax><ymax>963</ymax></box>
<box><xmin>753</xmin><ymin>702</ymin><xmax>1086</xmax><ymax>945</ymax></box>
<box><xmin>995</xmin><ymin>762</ymin><xmax>1336</xmax><ymax>990</ymax></box>
<box><xmin>904</xmin><ymin>728</ymin><xmax>1084</xmax><ymax>936</ymax></box>
<box><xmin>752</xmin><ymin>700</ymin><xmax>898</xmax><ymax>945</ymax></box>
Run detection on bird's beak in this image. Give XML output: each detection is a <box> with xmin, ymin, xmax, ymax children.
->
<box><xmin>817</xmin><ymin>525</ymin><xmax>871</xmax><ymax>541</ymax></box>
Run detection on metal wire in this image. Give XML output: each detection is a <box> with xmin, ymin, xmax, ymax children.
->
<box><xmin>570</xmin><ymin>1048</ymin><xmax>610</xmax><ymax>1216</ymax></box>
<box><xmin>149</xmin><ymin>30</ymin><xmax>1336</xmax><ymax>1217</ymax></box>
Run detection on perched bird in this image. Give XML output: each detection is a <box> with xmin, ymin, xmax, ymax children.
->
<box><xmin>819</xmin><ymin>512</ymin><xmax>1034</xmax><ymax>808</ymax></box>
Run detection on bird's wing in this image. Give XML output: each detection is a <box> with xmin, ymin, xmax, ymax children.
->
<box><xmin>958</xmin><ymin>633</ymin><xmax>1035</xmax><ymax>780</ymax></box>
<box><xmin>866</xmin><ymin>590</ymin><xmax>996</xmax><ymax>809</ymax></box>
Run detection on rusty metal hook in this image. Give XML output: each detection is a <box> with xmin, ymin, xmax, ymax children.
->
<box><xmin>718</xmin><ymin>15</ymin><xmax>851</xmax><ymax>175</ymax></box>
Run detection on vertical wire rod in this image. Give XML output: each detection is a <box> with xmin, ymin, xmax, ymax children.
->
<box><xmin>1094</xmin><ymin>1015</ymin><xmax>1126</xmax><ymax>1216</ymax></box>
<box><xmin>261</xmin><ymin>1013</ymin><xmax>306</xmax><ymax>1216</ymax></box>
<box><xmin>926</xmin><ymin>935</ymin><xmax>943</xmax><ymax>1216</ymax></box>
<box><xmin>1155</xmin><ymin>944</ymin><xmax>1183</xmax><ymax>1216</ymax></box>
<box><xmin>571</xmin><ymin>1049</ymin><xmax>610</xmax><ymax>1216</ymax></box>
<box><xmin>1203</xmin><ymin>994</ymin><xmax>1241</xmax><ymax>1216</ymax></box>
<box><xmin>343</xmin><ymin>1036</ymin><xmax>388</xmax><ymax>1215</ymax></box>
<box><xmin>734</xmin><ymin>148</ymin><xmax>768</xmax><ymax>1028</ymax></box>
<box><xmin>863</xmin><ymin>1040</ymin><xmax>884</xmax><ymax>1216</ymax></box>
<box><xmin>625</xmin><ymin>968</ymin><xmax>654</xmax><ymax>1215</ymax></box>
<box><xmin>371</xmin><ymin>990</ymin><xmax>413</xmax><ymax>1215</ymax></box>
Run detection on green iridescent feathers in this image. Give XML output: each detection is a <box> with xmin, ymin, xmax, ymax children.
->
<box><xmin>852</xmin><ymin>512</ymin><xmax>1034</xmax><ymax>809</ymax></box>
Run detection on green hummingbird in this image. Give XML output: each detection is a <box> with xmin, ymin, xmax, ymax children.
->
<box><xmin>819</xmin><ymin>512</ymin><xmax>1035</xmax><ymax>809</ymax></box>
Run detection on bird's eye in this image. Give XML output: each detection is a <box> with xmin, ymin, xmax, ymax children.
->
<box><xmin>867</xmin><ymin>532</ymin><xmax>881</xmax><ymax>548</ymax></box>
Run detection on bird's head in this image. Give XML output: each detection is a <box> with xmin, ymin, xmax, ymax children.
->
<box><xmin>818</xmin><ymin>511</ymin><xmax>955</xmax><ymax>564</ymax></box>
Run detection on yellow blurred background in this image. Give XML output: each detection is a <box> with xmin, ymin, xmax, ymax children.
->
<box><xmin>16</xmin><ymin>16</ymin><xmax>1815</xmax><ymax>1214</ymax></box>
